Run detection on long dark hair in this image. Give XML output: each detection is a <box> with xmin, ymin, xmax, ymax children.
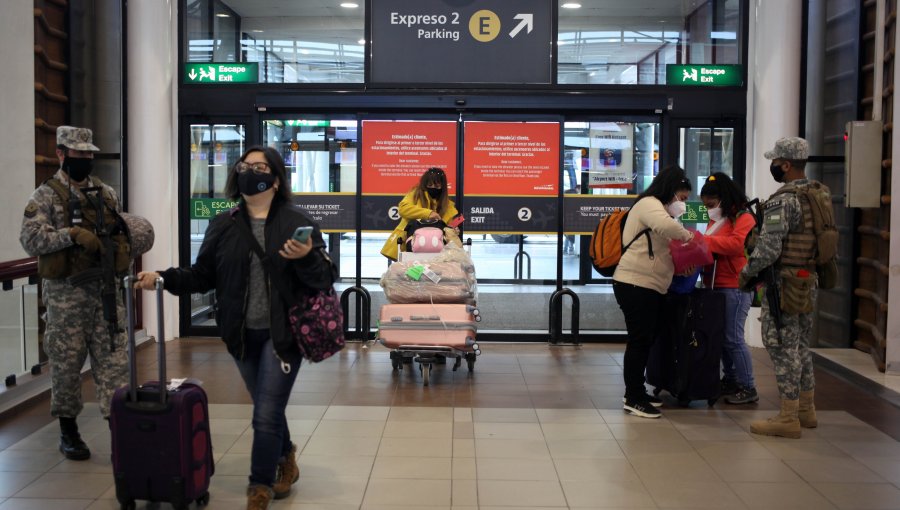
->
<box><xmin>637</xmin><ymin>165</ymin><xmax>692</xmax><ymax>204</ymax></box>
<box><xmin>411</xmin><ymin>167</ymin><xmax>451</xmax><ymax>215</ymax></box>
<box><xmin>225</xmin><ymin>145</ymin><xmax>293</xmax><ymax>201</ymax></box>
<box><xmin>700</xmin><ymin>172</ymin><xmax>748</xmax><ymax>221</ymax></box>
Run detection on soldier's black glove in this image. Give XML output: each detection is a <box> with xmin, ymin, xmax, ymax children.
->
<box><xmin>70</xmin><ymin>226</ymin><xmax>104</xmax><ymax>254</ymax></box>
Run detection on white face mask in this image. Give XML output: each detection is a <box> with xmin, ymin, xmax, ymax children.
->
<box><xmin>666</xmin><ymin>200</ymin><xmax>687</xmax><ymax>218</ymax></box>
<box><xmin>707</xmin><ymin>206</ymin><xmax>723</xmax><ymax>222</ymax></box>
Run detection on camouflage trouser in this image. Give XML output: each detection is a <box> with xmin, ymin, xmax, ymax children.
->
<box><xmin>43</xmin><ymin>279</ymin><xmax>128</xmax><ymax>418</ymax></box>
<box><xmin>760</xmin><ymin>285</ymin><xmax>816</xmax><ymax>400</ymax></box>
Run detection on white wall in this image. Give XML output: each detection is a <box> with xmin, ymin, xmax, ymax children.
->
<box><xmin>744</xmin><ymin>0</ymin><xmax>803</xmax><ymax>348</ymax></box>
<box><xmin>0</xmin><ymin>2</ymin><xmax>35</xmax><ymax>262</ymax></box>
<box><xmin>127</xmin><ymin>0</ymin><xmax>180</xmax><ymax>342</ymax></box>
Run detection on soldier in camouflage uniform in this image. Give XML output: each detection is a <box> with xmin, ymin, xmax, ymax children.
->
<box><xmin>19</xmin><ymin>126</ymin><xmax>128</xmax><ymax>460</ymax></box>
<box><xmin>739</xmin><ymin>137</ymin><xmax>821</xmax><ymax>439</ymax></box>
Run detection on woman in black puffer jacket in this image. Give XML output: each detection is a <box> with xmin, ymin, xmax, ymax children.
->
<box><xmin>136</xmin><ymin>146</ymin><xmax>334</xmax><ymax>508</ymax></box>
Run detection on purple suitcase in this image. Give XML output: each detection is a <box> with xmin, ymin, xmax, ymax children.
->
<box><xmin>110</xmin><ymin>276</ymin><xmax>213</xmax><ymax>510</ymax></box>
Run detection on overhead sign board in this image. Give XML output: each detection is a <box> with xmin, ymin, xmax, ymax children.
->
<box><xmin>370</xmin><ymin>0</ymin><xmax>552</xmax><ymax>84</ymax></box>
<box><xmin>666</xmin><ymin>65</ymin><xmax>743</xmax><ymax>87</ymax></box>
<box><xmin>183</xmin><ymin>63</ymin><xmax>259</xmax><ymax>84</ymax></box>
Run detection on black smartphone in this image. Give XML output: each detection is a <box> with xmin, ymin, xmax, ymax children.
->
<box><xmin>292</xmin><ymin>226</ymin><xmax>313</xmax><ymax>243</ymax></box>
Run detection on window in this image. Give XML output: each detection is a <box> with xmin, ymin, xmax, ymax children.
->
<box><xmin>558</xmin><ymin>0</ymin><xmax>742</xmax><ymax>85</ymax></box>
<box><xmin>184</xmin><ymin>0</ymin><xmax>364</xmax><ymax>83</ymax></box>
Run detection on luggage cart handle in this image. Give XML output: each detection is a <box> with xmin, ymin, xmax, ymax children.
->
<box><xmin>154</xmin><ymin>277</ymin><xmax>166</xmax><ymax>405</ymax></box>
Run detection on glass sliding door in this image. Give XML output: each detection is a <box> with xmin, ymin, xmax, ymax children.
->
<box><xmin>562</xmin><ymin>120</ymin><xmax>660</xmax><ymax>282</ymax></box>
<box><xmin>678</xmin><ymin>126</ymin><xmax>736</xmax><ymax>196</ymax></box>
<box><xmin>262</xmin><ymin>118</ymin><xmax>358</xmax><ymax>277</ymax></box>
<box><xmin>671</xmin><ymin>124</ymin><xmax>738</xmax><ymax>229</ymax></box>
<box><xmin>185</xmin><ymin>123</ymin><xmax>246</xmax><ymax>329</ymax></box>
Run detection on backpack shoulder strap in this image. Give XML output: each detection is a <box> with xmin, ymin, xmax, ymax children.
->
<box><xmin>619</xmin><ymin>206</ymin><xmax>654</xmax><ymax>260</ymax></box>
<box><xmin>624</xmin><ymin>228</ymin><xmax>653</xmax><ymax>259</ymax></box>
<box><xmin>44</xmin><ymin>177</ymin><xmax>70</xmax><ymax>203</ymax></box>
<box><xmin>43</xmin><ymin>178</ymin><xmax>73</xmax><ymax>227</ymax></box>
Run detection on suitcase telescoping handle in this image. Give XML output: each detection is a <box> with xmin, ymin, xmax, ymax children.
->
<box><xmin>123</xmin><ymin>275</ymin><xmax>167</xmax><ymax>404</ymax></box>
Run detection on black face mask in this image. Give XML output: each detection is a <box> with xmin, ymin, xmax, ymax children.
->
<box><xmin>62</xmin><ymin>157</ymin><xmax>93</xmax><ymax>182</ymax></box>
<box><xmin>426</xmin><ymin>188</ymin><xmax>442</xmax><ymax>199</ymax></box>
<box><xmin>238</xmin><ymin>171</ymin><xmax>276</xmax><ymax>196</ymax></box>
<box><xmin>770</xmin><ymin>162</ymin><xmax>786</xmax><ymax>183</ymax></box>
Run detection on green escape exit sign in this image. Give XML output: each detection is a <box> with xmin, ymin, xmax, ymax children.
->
<box><xmin>190</xmin><ymin>198</ymin><xmax>238</xmax><ymax>219</ymax></box>
<box><xmin>184</xmin><ymin>63</ymin><xmax>259</xmax><ymax>84</ymax></box>
<box><xmin>666</xmin><ymin>65</ymin><xmax>743</xmax><ymax>87</ymax></box>
<box><xmin>683</xmin><ymin>201</ymin><xmax>710</xmax><ymax>224</ymax></box>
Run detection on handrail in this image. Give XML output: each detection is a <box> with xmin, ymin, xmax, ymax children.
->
<box><xmin>0</xmin><ymin>257</ymin><xmax>38</xmax><ymax>291</ymax></box>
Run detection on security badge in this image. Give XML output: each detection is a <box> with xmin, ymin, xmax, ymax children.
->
<box><xmin>24</xmin><ymin>200</ymin><xmax>38</xmax><ymax>218</ymax></box>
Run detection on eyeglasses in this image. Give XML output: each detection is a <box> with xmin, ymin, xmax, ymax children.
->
<box><xmin>236</xmin><ymin>161</ymin><xmax>270</xmax><ymax>174</ymax></box>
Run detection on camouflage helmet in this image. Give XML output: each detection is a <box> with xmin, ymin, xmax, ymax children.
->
<box><xmin>57</xmin><ymin>125</ymin><xmax>100</xmax><ymax>152</ymax></box>
<box><xmin>119</xmin><ymin>213</ymin><xmax>154</xmax><ymax>257</ymax></box>
<box><xmin>764</xmin><ymin>137</ymin><xmax>809</xmax><ymax>160</ymax></box>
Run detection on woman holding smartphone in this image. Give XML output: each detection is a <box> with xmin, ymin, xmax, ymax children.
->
<box><xmin>380</xmin><ymin>167</ymin><xmax>460</xmax><ymax>260</ymax></box>
<box><xmin>135</xmin><ymin>146</ymin><xmax>335</xmax><ymax>509</ymax></box>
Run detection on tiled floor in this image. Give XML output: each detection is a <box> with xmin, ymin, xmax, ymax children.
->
<box><xmin>0</xmin><ymin>340</ymin><xmax>899</xmax><ymax>509</ymax></box>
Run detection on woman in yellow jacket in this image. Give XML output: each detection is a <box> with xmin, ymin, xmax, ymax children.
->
<box><xmin>380</xmin><ymin>167</ymin><xmax>459</xmax><ymax>260</ymax></box>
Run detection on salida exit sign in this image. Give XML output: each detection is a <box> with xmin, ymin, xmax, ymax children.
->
<box><xmin>184</xmin><ymin>63</ymin><xmax>259</xmax><ymax>84</ymax></box>
<box><xmin>666</xmin><ymin>64</ymin><xmax>743</xmax><ymax>87</ymax></box>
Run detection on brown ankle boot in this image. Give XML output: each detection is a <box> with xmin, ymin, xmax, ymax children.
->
<box><xmin>750</xmin><ymin>399</ymin><xmax>802</xmax><ymax>439</ymax></box>
<box><xmin>273</xmin><ymin>443</ymin><xmax>300</xmax><ymax>499</ymax></box>
<box><xmin>799</xmin><ymin>390</ymin><xmax>817</xmax><ymax>428</ymax></box>
<box><xmin>246</xmin><ymin>484</ymin><xmax>274</xmax><ymax>510</ymax></box>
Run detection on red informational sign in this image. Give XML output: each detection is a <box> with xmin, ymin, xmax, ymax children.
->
<box><xmin>361</xmin><ymin>120</ymin><xmax>457</xmax><ymax>194</ymax></box>
<box><xmin>464</xmin><ymin>122</ymin><xmax>560</xmax><ymax>196</ymax></box>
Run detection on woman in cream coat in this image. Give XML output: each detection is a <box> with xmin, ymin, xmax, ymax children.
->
<box><xmin>614</xmin><ymin>165</ymin><xmax>695</xmax><ymax>419</ymax></box>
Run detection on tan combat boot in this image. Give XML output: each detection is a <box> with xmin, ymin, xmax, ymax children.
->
<box><xmin>246</xmin><ymin>484</ymin><xmax>274</xmax><ymax>510</ymax></box>
<box><xmin>273</xmin><ymin>443</ymin><xmax>300</xmax><ymax>499</ymax></box>
<box><xmin>750</xmin><ymin>399</ymin><xmax>802</xmax><ymax>439</ymax></box>
<box><xmin>799</xmin><ymin>390</ymin><xmax>818</xmax><ymax>428</ymax></box>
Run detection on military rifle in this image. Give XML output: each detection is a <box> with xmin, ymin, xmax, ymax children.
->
<box><xmin>744</xmin><ymin>198</ymin><xmax>784</xmax><ymax>335</ymax></box>
<box><xmin>74</xmin><ymin>187</ymin><xmax>120</xmax><ymax>349</ymax></box>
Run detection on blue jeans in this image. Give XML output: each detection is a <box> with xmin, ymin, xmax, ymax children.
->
<box><xmin>234</xmin><ymin>329</ymin><xmax>300</xmax><ymax>487</ymax></box>
<box><xmin>719</xmin><ymin>288</ymin><xmax>755</xmax><ymax>389</ymax></box>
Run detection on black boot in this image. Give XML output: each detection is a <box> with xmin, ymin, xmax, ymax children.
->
<box><xmin>59</xmin><ymin>417</ymin><xmax>91</xmax><ymax>461</ymax></box>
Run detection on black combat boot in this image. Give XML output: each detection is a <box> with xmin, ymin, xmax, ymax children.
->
<box><xmin>59</xmin><ymin>417</ymin><xmax>91</xmax><ymax>460</ymax></box>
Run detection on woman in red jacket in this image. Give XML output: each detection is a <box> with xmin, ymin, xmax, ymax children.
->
<box><xmin>700</xmin><ymin>173</ymin><xmax>759</xmax><ymax>404</ymax></box>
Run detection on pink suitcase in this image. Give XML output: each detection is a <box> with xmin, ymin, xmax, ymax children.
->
<box><xmin>377</xmin><ymin>303</ymin><xmax>481</xmax><ymax>385</ymax></box>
